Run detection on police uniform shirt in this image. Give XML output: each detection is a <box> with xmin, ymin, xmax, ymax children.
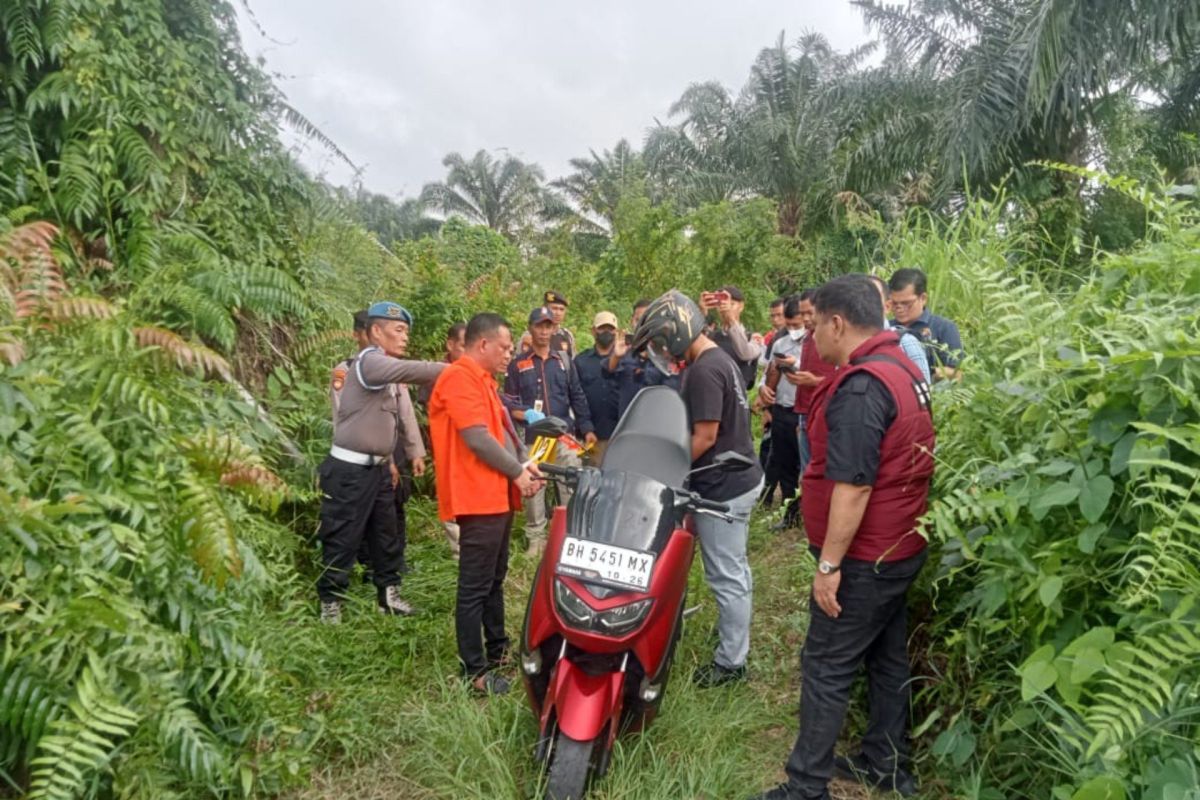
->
<box><xmin>333</xmin><ymin>348</ymin><xmax>445</xmax><ymax>457</ymax></box>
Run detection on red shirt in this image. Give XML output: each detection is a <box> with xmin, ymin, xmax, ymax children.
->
<box><xmin>428</xmin><ymin>356</ymin><xmax>521</xmax><ymax>521</ymax></box>
<box><xmin>793</xmin><ymin>334</ymin><xmax>838</xmax><ymax>416</ymax></box>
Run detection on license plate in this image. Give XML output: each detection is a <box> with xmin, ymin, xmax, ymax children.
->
<box><xmin>556</xmin><ymin>537</ymin><xmax>656</xmax><ymax>591</ymax></box>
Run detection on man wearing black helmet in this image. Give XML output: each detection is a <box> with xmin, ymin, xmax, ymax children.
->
<box><xmin>633</xmin><ymin>290</ymin><xmax>765</xmax><ymax>687</ymax></box>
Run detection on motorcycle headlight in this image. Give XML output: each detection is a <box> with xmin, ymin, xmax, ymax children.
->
<box><xmin>595</xmin><ymin>599</ymin><xmax>653</xmax><ymax>635</ymax></box>
<box><xmin>554</xmin><ymin>579</ymin><xmax>594</xmax><ymax>627</ymax></box>
<box><xmin>554</xmin><ymin>580</ymin><xmax>653</xmax><ymax>636</ymax></box>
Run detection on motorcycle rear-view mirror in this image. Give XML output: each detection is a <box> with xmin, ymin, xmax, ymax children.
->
<box><xmin>528</xmin><ymin>416</ymin><xmax>570</xmax><ymax>438</ymax></box>
<box><xmin>712</xmin><ymin>451</ymin><xmax>756</xmax><ymax>472</ymax></box>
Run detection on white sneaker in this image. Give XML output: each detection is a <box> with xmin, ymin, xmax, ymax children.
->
<box><xmin>320</xmin><ymin>600</ymin><xmax>341</xmax><ymax>625</ymax></box>
<box><xmin>378</xmin><ymin>585</ymin><xmax>415</xmax><ymax>616</ymax></box>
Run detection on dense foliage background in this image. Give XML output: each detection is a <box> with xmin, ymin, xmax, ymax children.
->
<box><xmin>1</xmin><ymin>1</ymin><xmax>1198</xmax><ymax>798</ymax></box>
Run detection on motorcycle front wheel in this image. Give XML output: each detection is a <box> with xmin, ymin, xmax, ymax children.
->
<box><xmin>545</xmin><ymin>731</ymin><xmax>595</xmax><ymax>800</ymax></box>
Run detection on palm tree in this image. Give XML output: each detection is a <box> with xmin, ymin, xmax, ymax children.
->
<box><xmin>737</xmin><ymin>32</ymin><xmax>877</xmax><ymax>234</ymax></box>
<box><xmin>420</xmin><ymin>150</ymin><xmax>549</xmax><ymax>238</ymax></box>
<box><xmin>851</xmin><ymin>0</ymin><xmax>1200</xmax><ymax>194</ymax></box>
<box><xmin>551</xmin><ymin>139</ymin><xmax>647</xmax><ymax>232</ymax></box>
<box><xmin>644</xmin><ymin>81</ymin><xmax>746</xmax><ymax>210</ymax></box>
<box><xmin>645</xmin><ymin>33</ymin><xmax>880</xmax><ymax>235</ymax></box>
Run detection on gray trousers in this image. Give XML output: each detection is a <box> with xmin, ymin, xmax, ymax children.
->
<box><xmin>691</xmin><ymin>480</ymin><xmax>763</xmax><ymax>669</ymax></box>
<box><xmin>523</xmin><ymin>445</ymin><xmax>583</xmax><ymax>543</ymax></box>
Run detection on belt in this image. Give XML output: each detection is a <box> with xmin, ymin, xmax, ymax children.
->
<box><xmin>330</xmin><ymin>445</ymin><xmax>388</xmax><ymax>466</ymax></box>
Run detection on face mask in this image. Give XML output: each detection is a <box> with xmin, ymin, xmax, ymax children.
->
<box><xmin>788</xmin><ymin>327</ymin><xmax>806</xmax><ymax>340</ymax></box>
<box><xmin>594</xmin><ymin>330</ymin><xmax>616</xmax><ymax>347</ymax></box>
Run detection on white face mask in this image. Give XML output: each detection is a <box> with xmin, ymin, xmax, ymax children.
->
<box><xmin>788</xmin><ymin>327</ymin><xmax>806</xmax><ymax>340</ymax></box>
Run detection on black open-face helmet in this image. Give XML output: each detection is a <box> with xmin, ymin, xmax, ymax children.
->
<box><xmin>631</xmin><ymin>289</ymin><xmax>705</xmax><ymax>375</ymax></box>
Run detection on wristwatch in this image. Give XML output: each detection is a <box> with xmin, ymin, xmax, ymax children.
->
<box><xmin>817</xmin><ymin>559</ymin><xmax>840</xmax><ymax>575</ymax></box>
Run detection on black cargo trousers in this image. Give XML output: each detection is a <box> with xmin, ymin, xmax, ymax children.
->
<box><xmin>315</xmin><ymin>456</ymin><xmax>401</xmax><ymax>605</ymax></box>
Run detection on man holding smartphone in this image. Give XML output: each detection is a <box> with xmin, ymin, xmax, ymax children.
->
<box><xmin>759</xmin><ymin>294</ymin><xmax>808</xmax><ymax>529</ymax></box>
<box><xmin>700</xmin><ymin>285</ymin><xmax>763</xmax><ymax>391</ymax></box>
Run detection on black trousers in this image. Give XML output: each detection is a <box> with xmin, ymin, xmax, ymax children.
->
<box><xmin>784</xmin><ymin>548</ymin><xmax>927</xmax><ymax>798</ymax></box>
<box><xmin>456</xmin><ymin>512</ymin><xmax>513</xmax><ymax>678</ymax></box>
<box><xmin>759</xmin><ymin>420</ymin><xmax>780</xmax><ymax>505</ymax></box>
<box><xmin>315</xmin><ymin>456</ymin><xmax>401</xmax><ymax>604</ymax></box>
<box><xmin>357</xmin><ymin>471</ymin><xmax>412</xmax><ymax>573</ymax></box>
<box><xmin>770</xmin><ymin>405</ymin><xmax>801</xmax><ymax>516</ymax></box>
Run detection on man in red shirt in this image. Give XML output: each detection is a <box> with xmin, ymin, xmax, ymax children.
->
<box><xmin>429</xmin><ymin>312</ymin><xmax>543</xmax><ymax>696</ymax></box>
<box><xmin>782</xmin><ymin>289</ymin><xmax>838</xmax><ymax>477</ymax></box>
<box><xmin>753</xmin><ymin>275</ymin><xmax>935</xmax><ymax>800</ymax></box>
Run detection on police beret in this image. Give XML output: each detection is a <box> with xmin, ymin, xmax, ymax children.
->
<box><xmin>367</xmin><ymin>301</ymin><xmax>413</xmax><ymax>325</ymax></box>
<box><xmin>544</xmin><ymin>290</ymin><xmax>568</xmax><ymax>306</ymax></box>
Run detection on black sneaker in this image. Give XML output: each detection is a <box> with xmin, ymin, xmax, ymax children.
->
<box><xmin>834</xmin><ymin>753</ymin><xmax>918</xmax><ymax>797</ymax></box>
<box><xmin>692</xmin><ymin>661</ymin><xmax>747</xmax><ymax>688</ymax></box>
<box><xmin>470</xmin><ymin>671</ymin><xmax>510</xmax><ymax>696</ymax></box>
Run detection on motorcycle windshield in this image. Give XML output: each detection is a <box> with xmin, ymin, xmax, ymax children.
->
<box><xmin>565</xmin><ymin>467</ymin><xmax>677</xmax><ymax>554</ymax></box>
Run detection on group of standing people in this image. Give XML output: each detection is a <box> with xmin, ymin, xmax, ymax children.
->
<box><xmin>313</xmin><ymin>268</ymin><xmax>964</xmax><ymax>799</ymax></box>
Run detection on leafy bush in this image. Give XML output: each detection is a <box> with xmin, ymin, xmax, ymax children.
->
<box><xmin>892</xmin><ymin>178</ymin><xmax>1200</xmax><ymax>799</ymax></box>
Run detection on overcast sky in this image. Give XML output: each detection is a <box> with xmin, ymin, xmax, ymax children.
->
<box><xmin>238</xmin><ymin>1</ymin><xmax>871</xmax><ymax>199</ymax></box>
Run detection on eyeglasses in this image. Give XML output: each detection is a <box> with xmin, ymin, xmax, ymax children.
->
<box><xmin>891</xmin><ymin>299</ymin><xmax>921</xmax><ymax>311</ymax></box>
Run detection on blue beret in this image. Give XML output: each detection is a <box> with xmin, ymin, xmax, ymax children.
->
<box><xmin>367</xmin><ymin>301</ymin><xmax>413</xmax><ymax>325</ymax></box>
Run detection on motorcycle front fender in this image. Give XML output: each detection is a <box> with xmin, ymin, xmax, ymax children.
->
<box><xmin>541</xmin><ymin>657</ymin><xmax>625</xmax><ymax>744</ymax></box>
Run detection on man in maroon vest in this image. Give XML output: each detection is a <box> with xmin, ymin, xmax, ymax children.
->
<box><xmin>752</xmin><ymin>275</ymin><xmax>935</xmax><ymax>800</ymax></box>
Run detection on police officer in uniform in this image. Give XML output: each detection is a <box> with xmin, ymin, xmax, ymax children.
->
<box><xmin>317</xmin><ymin>302</ymin><xmax>446</xmax><ymax>623</ymax></box>
<box><xmin>543</xmin><ymin>290</ymin><xmax>576</xmax><ymax>359</ymax></box>
<box><xmin>504</xmin><ymin>305</ymin><xmax>596</xmax><ymax>555</ymax></box>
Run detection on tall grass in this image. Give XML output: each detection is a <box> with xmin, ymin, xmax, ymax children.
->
<box><xmin>262</xmin><ymin>503</ymin><xmax>819</xmax><ymax>800</ymax></box>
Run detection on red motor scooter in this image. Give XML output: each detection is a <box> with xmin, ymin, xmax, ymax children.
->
<box><xmin>520</xmin><ymin>387</ymin><xmax>756</xmax><ymax>800</ymax></box>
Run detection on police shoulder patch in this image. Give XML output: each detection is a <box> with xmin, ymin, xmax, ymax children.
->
<box><xmin>331</xmin><ymin>366</ymin><xmax>347</xmax><ymax>391</ymax></box>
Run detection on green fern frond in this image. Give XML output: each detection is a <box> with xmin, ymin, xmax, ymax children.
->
<box><xmin>58</xmin><ymin>412</ymin><xmax>118</xmax><ymax>473</ymax></box>
<box><xmin>113</xmin><ymin>125</ymin><xmax>166</xmax><ymax>195</ymax></box>
<box><xmin>178</xmin><ymin>471</ymin><xmax>243</xmax><ymax>587</ymax></box>
<box><xmin>87</xmin><ymin>361</ymin><xmax>171</xmax><ymax>426</ymax></box>
<box><xmin>156</xmin><ymin>694</ymin><xmax>227</xmax><ymax>784</ymax></box>
<box><xmin>289</xmin><ymin>328</ymin><xmax>354</xmax><ymax>360</ymax></box>
<box><xmin>1083</xmin><ymin>622</ymin><xmax>1200</xmax><ymax>759</ymax></box>
<box><xmin>55</xmin><ymin>139</ymin><xmax>103</xmax><ymax>229</ymax></box>
<box><xmin>0</xmin><ymin>660</ymin><xmax>64</xmax><ymax>766</ymax></box>
<box><xmin>1</xmin><ymin>2</ymin><xmax>45</xmax><ymax>69</ymax></box>
<box><xmin>163</xmin><ymin>284</ymin><xmax>237</xmax><ymax>351</ymax></box>
<box><xmin>274</xmin><ymin>100</ymin><xmax>358</xmax><ymax>172</ymax></box>
<box><xmin>27</xmin><ymin>657</ymin><xmax>139</xmax><ymax>800</ymax></box>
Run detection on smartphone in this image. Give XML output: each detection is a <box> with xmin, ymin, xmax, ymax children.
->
<box><xmin>533</xmin><ymin>400</ymin><xmax>543</xmax><ymax>413</ymax></box>
<box><xmin>624</xmin><ymin>332</ymin><xmax>634</xmax><ymax>346</ymax></box>
<box><xmin>713</xmin><ymin>290</ymin><xmax>731</xmax><ymax>303</ymax></box>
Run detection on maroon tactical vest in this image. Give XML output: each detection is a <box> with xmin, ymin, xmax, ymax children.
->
<box><xmin>802</xmin><ymin>330</ymin><xmax>936</xmax><ymax>562</ymax></box>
